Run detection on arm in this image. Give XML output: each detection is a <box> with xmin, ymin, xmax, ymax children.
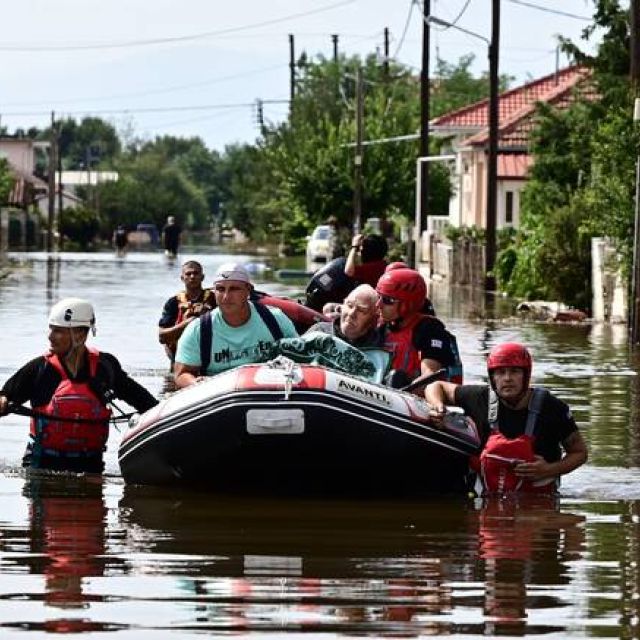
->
<box><xmin>344</xmin><ymin>233</ymin><xmax>363</xmax><ymax>277</ymax></box>
<box><xmin>101</xmin><ymin>354</ymin><xmax>158</xmax><ymax>412</ymax></box>
<box><xmin>174</xmin><ymin>362</ymin><xmax>202</xmax><ymax>388</ymax></box>
<box><xmin>0</xmin><ymin>357</ymin><xmax>44</xmax><ymax>414</ymax></box>
<box><xmin>158</xmin><ymin>315</ymin><xmax>196</xmax><ymax>345</ymax></box>
<box><xmin>424</xmin><ymin>380</ymin><xmax>460</xmax><ymax>414</ymax></box>
<box><xmin>515</xmin><ymin>430</ymin><xmax>588</xmax><ymax>481</ymax></box>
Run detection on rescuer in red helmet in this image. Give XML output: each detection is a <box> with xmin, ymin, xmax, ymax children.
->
<box><xmin>425</xmin><ymin>342</ymin><xmax>588</xmax><ymax>495</ymax></box>
<box><xmin>375</xmin><ymin>268</ymin><xmax>462</xmax><ymax>389</ymax></box>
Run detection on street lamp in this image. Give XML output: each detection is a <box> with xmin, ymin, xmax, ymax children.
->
<box><xmin>425</xmin><ymin>11</ymin><xmax>499</xmax><ymax>290</ymax></box>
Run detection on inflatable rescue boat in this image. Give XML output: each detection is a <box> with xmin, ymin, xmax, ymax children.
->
<box><xmin>118</xmin><ymin>358</ymin><xmax>480</xmax><ymax>496</ymax></box>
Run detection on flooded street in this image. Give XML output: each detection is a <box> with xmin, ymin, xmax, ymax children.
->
<box><xmin>1</xmin><ymin>250</ymin><xmax>640</xmax><ymax>638</ymax></box>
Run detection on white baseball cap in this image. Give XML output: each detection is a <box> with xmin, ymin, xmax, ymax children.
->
<box><xmin>212</xmin><ymin>262</ymin><xmax>251</xmax><ymax>285</ymax></box>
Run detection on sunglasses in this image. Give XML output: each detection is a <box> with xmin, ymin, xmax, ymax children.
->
<box><xmin>379</xmin><ymin>295</ymin><xmax>398</xmax><ymax>305</ymax></box>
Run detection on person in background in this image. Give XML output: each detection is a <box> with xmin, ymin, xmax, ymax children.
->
<box><xmin>376</xmin><ymin>267</ymin><xmax>460</xmax><ymax>387</ymax></box>
<box><xmin>158</xmin><ymin>260</ymin><xmax>215</xmax><ymax>366</ymax></box>
<box><xmin>0</xmin><ymin>298</ymin><xmax>158</xmax><ymax>473</ymax></box>
<box><xmin>424</xmin><ymin>342</ymin><xmax>588</xmax><ymax>495</ymax></box>
<box><xmin>307</xmin><ymin>284</ymin><xmax>381</xmax><ymax>348</ymax></box>
<box><xmin>162</xmin><ymin>215</ymin><xmax>182</xmax><ymax>258</ymax></box>
<box><xmin>344</xmin><ymin>233</ymin><xmax>389</xmax><ymax>288</ymax></box>
<box><xmin>112</xmin><ymin>225</ymin><xmax>128</xmax><ymax>257</ymax></box>
<box><xmin>174</xmin><ymin>263</ymin><xmax>298</xmax><ymax>388</ymax></box>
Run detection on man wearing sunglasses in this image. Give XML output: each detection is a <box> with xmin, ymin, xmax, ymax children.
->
<box><xmin>376</xmin><ymin>268</ymin><xmax>461</xmax><ymax>388</ymax></box>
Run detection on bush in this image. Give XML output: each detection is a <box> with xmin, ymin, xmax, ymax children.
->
<box><xmin>59</xmin><ymin>206</ymin><xmax>100</xmax><ymax>249</ymax></box>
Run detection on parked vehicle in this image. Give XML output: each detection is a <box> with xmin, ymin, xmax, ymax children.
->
<box><xmin>306</xmin><ymin>225</ymin><xmax>335</xmax><ymax>265</ymax></box>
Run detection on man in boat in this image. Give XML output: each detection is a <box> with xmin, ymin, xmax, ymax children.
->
<box><xmin>0</xmin><ymin>298</ymin><xmax>158</xmax><ymax>473</ymax></box>
<box><xmin>376</xmin><ymin>267</ymin><xmax>462</xmax><ymax>387</ymax></box>
<box><xmin>306</xmin><ymin>284</ymin><xmax>381</xmax><ymax>348</ymax></box>
<box><xmin>424</xmin><ymin>342</ymin><xmax>588</xmax><ymax>494</ymax></box>
<box><xmin>158</xmin><ymin>260</ymin><xmax>216</xmax><ymax>366</ymax></box>
<box><xmin>344</xmin><ymin>233</ymin><xmax>388</xmax><ymax>288</ymax></box>
<box><xmin>173</xmin><ymin>262</ymin><xmax>298</xmax><ymax>388</ymax></box>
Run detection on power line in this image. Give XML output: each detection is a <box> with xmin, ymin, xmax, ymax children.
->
<box><xmin>0</xmin><ymin>0</ymin><xmax>355</xmax><ymax>51</ymax></box>
<box><xmin>2</xmin><ymin>100</ymin><xmax>289</xmax><ymax>118</ymax></box>
<box><xmin>391</xmin><ymin>0</ymin><xmax>418</xmax><ymax>59</ymax></box>
<box><xmin>507</xmin><ymin>0</ymin><xmax>592</xmax><ymax>21</ymax></box>
<box><xmin>1</xmin><ymin>64</ymin><xmax>286</xmax><ymax>108</ymax></box>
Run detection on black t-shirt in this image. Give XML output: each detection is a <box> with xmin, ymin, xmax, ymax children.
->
<box><xmin>454</xmin><ymin>385</ymin><xmax>578</xmax><ymax>463</ymax></box>
<box><xmin>411</xmin><ymin>316</ymin><xmax>456</xmax><ymax>368</ymax></box>
<box><xmin>158</xmin><ymin>295</ymin><xmax>180</xmax><ymax>328</ymax></box>
<box><xmin>1</xmin><ymin>352</ymin><xmax>158</xmax><ymax>413</ymax></box>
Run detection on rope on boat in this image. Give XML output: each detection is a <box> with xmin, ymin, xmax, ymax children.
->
<box><xmin>266</xmin><ymin>356</ymin><xmax>298</xmax><ymax>401</ymax></box>
<box><xmin>7</xmin><ymin>403</ymin><xmax>136</xmax><ymax>425</ymax></box>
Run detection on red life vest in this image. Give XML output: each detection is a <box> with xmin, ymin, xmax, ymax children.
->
<box><xmin>384</xmin><ymin>315</ymin><xmax>423</xmax><ymax>380</ymax></box>
<box><xmin>477</xmin><ymin>388</ymin><xmax>557</xmax><ymax>495</ymax></box>
<box><xmin>383</xmin><ymin>314</ymin><xmax>463</xmax><ymax>383</ymax></box>
<box><xmin>30</xmin><ymin>348</ymin><xmax>112</xmax><ymax>455</ymax></box>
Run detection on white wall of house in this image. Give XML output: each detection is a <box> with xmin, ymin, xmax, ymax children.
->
<box><xmin>0</xmin><ymin>138</ymin><xmax>48</xmax><ymax>174</ymax></box>
<box><xmin>497</xmin><ymin>180</ymin><xmax>524</xmax><ymax>229</ymax></box>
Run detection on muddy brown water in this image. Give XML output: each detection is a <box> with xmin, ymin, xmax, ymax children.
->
<box><xmin>0</xmin><ymin>250</ymin><xmax>639</xmax><ymax>638</ymax></box>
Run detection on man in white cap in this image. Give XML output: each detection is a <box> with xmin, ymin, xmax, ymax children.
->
<box><xmin>174</xmin><ymin>262</ymin><xmax>298</xmax><ymax>387</ymax></box>
<box><xmin>0</xmin><ymin>297</ymin><xmax>158</xmax><ymax>473</ymax></box>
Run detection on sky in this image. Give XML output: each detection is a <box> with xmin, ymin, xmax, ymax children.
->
<box><xmin>0</xmin><ymin>0</ymin><xmax>601</xmax><ymax>153</ymax></box>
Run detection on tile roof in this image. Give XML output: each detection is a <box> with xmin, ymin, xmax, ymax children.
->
<box><xmin>497</xmin><ymin>154</ymin><xmax>533</xmax><ymax>179</ymax></box>
<box><xmin>431</xmin><ymin>65</ymin><xmax>594</xmax><ymax>148</ymax></box>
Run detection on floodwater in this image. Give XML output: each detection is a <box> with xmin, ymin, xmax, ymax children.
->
<box><xmin>1</xmin><ymin>249</ymin><xmax>640</xmax><ymax>639</ymax></box>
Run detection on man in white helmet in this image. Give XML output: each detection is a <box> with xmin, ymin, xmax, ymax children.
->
<box><xmin>0</xmin><ymin>297</ymin><xmax>158</xmax><ymax>473</ymax></box>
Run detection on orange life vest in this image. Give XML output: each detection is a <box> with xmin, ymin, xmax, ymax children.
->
<box><xmin>175</xmin><ymin>289</ymin><xmax>216</xmax><ymax>324</ymax></box>
<box><xmin>30</xmin><ymin>348</ymin><xmax>112</xmax><ymax>455</ymax></box>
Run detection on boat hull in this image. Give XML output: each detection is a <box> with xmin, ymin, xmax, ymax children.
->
<box><xmin>119</xmin><ymin>363</ymin><xmax>480</xmax><ymax>496</ymax></box>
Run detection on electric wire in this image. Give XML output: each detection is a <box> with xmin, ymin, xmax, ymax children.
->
<box><xmin>0</xmin><ymin>0</ymin><xmax>355</xmax><ymax>52</ymax></box>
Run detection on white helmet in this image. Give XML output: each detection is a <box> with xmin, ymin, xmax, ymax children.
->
<box><xmin>48</xmin><ymin>298</ymin><xmax>96</xmax><ymax>334</ymax></box>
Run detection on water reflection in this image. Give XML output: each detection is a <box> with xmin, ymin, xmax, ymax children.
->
<box><xmin>4</xmin><ymin>474</ymin><xmax>110</xmax><ymax>633</ymax></box>
<box><xmin>113</xmin><ymin>488</ymin><xmax>592</xmax><ymax>636</ymax></box>
<box><xmin>473</xmin><ymin>494</ymin><xmax>585</xmax><ymax>635</ymax></box>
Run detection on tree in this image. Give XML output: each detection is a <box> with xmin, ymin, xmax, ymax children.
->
<box><xmin>497</xmin><ymin>0</ymin><xmax>636</xmax><ymax>309</ymax></box>
<box><xmin>0</xmin><ymin>158</ymin><xmax>13</xmax><ymax>205</ymax></box>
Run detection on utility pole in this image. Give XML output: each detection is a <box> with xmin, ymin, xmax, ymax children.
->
<box><xmin>631</xmin><ymin>0</ymin><xmax>640</xmax><ymax>91</ymax></box>
<box><xmin>289</xmin><ymin>34</ymin><xmax>296</xmax><ymax>112</ymax></box>
<box><xmin>256</xmin><ymin>98</ymin><xmax>264</xmax><ymax>132</ymax></box>
<box><xmin>485</xmin><ymin>0</ymin><xmax>500</xmax><ymax>291</ymax></box>
<box><xmin>416</xmin><ymin>0</ymin><xmax>430</xmax><ymax>269</ymax></box>
<box><xmin>630</xmin><ymin>98</ymin><xmax>640</xmax><ymax>344</ymax></box>
<box><xmin>47</xmin><ymin>111</ymin><xmax>57</xmax><ymax>253</ymax></box>
<box><xmin>353</xmin><ymin>67</ymin><xmax>364</xmax><ymax>234</ymax></box>
<box><xmin>332</xmin><ymin>34</ymin><xmax>339</xmax><ymax>63</ymax></box>
<box><xmin>383</xmin><ymin>27</ymin><xmax>390</xmax><ymax>80</ymax></box>
<box><xmin>56</xmin><ymin>121</ymin><xmax>63</xmax><ymax>219</ymax></box>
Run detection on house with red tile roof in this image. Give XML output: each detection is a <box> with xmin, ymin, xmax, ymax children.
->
<box><xmin>430</xmin><ymin>65</ymin><xmax>594</xmax><ymax>231</ymax></box>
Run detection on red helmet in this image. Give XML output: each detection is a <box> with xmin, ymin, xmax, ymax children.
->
<box><xmin>487</xmin><ymin>342</ymin><xmax>532</xmax><ymax>387</ymax></box>
<box><xmin>376</xmin><ymin>268</ymin><xmax>426</xmax><ymax>316</ymax></box>
<box><xmin>385</xmin><ymin>261</ymin><xmax>408</xmax><ymax>272</ymax></box>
